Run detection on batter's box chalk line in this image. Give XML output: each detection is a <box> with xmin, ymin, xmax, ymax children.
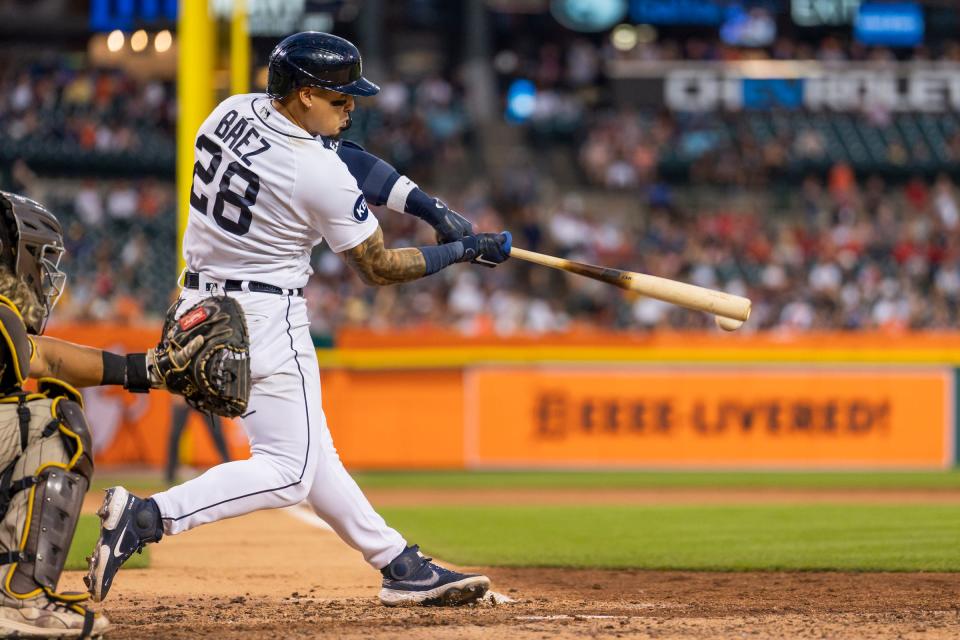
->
<box><xmin>284</xmin><ymin>502</ymin><xmax>520</xmax><ymax>607</ymax></box>
<box><xmin>284</xmin><ymin>502</ymin><xmax>334</xmax><ymax>530</ymax></box>
<box><xmin>516</xmin><ymin>615</ymin><xmax>638</xmax><ymax>621</ymax></box>
<box><xmin>479</xmin><ymin>591</ymin><xmax>518</xmax><ymax>606</ymax></box>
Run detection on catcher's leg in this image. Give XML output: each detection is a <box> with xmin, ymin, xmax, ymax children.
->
<box><xmin>0</xmin><ymin>395</ymin><xmax>110</xmax><ymax>638</ymax></box>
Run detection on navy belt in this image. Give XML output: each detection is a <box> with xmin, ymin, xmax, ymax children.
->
<box><xmin>184</xmin><ymin>272</ymin><xmax>304</xmax><ymax>297</ymax></box>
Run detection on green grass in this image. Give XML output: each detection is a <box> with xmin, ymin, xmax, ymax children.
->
<box><xmin>81</xmin><ymin>471</ymin><xmax>960</xmax><ymax>572</ymax></box>
<box><xmin>381</xmin><ymin>504</ymin><xmax>960</xmax><ymax>571</ymax></box>
<box><xmin>354</xmin><ymin>470</ymin><xmax>960</xmax><ymax>490</ymax></box>
<box><xmin>65</xmin><ymin>515</ymin><xmax>149</xmax><ymax>572</ymax></box>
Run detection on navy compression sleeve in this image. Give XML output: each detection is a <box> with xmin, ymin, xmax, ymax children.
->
<box><xmin>336</xmin><ymin>142</ymin><xmax>400</xmax><ymax>206</ymax></box>
<box><xmin>419</xmin><ymin>242</ymin><xmax>464</xmax><ymax>275</ymax></box>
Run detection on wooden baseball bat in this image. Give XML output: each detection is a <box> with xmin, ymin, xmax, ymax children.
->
<box><xmin>509</xmin><ymin>247</ymin><xmax>751</xmax><ymax>322</ymax></box>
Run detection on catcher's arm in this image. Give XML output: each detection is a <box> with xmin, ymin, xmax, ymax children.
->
<box><xmin>30</xmin><ymin>336</ymin><xmax>105</xmax><ymax>387</ymax></box>
<box><xmin>30</xmin><ymin>335</ymin><xmax>199</xmax><ymax>391</ymax></box>
<box><xmin>341</xmin><ymin>227</ymin><xmax>511</xmax><ymax>286</ymax></box>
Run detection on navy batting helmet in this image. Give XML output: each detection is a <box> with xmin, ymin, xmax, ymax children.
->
<box><xmin>267</xmin><ymin>32</ymin><xmax>380</xmax><ymax>99</ymax></box>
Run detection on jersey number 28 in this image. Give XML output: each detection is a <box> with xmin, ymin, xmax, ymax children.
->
<box><xmin>190</xmin><ymin>134</ymin><xmax>260</xmax><ymax>235</ymax></box>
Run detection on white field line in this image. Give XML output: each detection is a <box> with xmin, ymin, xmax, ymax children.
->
<box><xmin>283</xmin><ymin>501</ymin><xmax>333</xmax><ymax>530</ymax></box>
<box><xmin>516</xmin><ymin>615</ymin><xmax>634</xmax><ymax>621</ymax></box>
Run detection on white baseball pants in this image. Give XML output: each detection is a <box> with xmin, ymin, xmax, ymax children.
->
<box><xmin>150</xmin><ymin>287</ymin><xmax>407</xmax><ymax>569</ymax></box>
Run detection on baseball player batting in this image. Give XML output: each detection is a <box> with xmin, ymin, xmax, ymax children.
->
<box><xmin>85</xmin><ymin>31</ymin><xmax>511</xmax><ymax>607</ymax></box>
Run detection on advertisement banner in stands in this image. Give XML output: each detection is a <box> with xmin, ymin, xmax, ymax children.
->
<box><xmin>606</xmin><ymin>60</ymin><xmax>960</xmax><ymax>111</ymax></box>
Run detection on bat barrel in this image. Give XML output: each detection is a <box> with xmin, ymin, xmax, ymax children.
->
<box><xmin>509</xmin><ymin>246</ymin><xmax>751</xmax><ymax>322</ymax></box>
<box><xmin>631</xmin><ymin>273</ymin><xmax>751</xmax><ymax>322</ymax></box>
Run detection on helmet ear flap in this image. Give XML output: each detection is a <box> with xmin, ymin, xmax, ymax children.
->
<box><xmin>266</xmin><ymin>61</ymin><xmax>293</xmax><ymax>99</ymax></box>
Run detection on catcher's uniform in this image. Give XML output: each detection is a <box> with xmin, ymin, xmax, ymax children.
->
<box><xmin>150</xmin><ymin>93</ymin><xmax>406</xmax><ymax>569</ymax></box>
<box><xmin>0</xmin><ymin>298</ymin><xmax>110</xmax><ymax>637</ymax></box>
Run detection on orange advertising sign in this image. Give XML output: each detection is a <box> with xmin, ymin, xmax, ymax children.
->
<box><xmin>468</xmin><ymin>368</ymin><xmax>952</xmax><ymax>468</ymax></box>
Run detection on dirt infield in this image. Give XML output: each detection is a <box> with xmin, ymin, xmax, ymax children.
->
<box><xmin>63</xmin><ymin>488</ymin><xmax>960</xmax><ymax>639</ymax></box>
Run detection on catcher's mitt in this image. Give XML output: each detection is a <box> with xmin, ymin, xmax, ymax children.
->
<box><xmin>152</xmin><ymin>295</ymin><xmax>251</xmax><ymax>418</ymax></box>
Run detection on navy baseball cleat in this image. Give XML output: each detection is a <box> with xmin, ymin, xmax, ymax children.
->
<box><xmin>84</xmin><ymin>486</ymin><xmax>163</xmax><ymax>602</ymax></box>
<box><xmin>378</xmin><ymin>545</ymin><xmax>490</xmax><ymax>606</ymax></box>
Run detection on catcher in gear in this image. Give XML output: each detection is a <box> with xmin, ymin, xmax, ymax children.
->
<box><xmin>0</xmin><ymin>191</ymin><xmax>110</xmax><ymax>639</ymax></box>
<box><xmin>0</xmin><ymin>191</ymin><xmax>209</xmax><ymax>638</ymax></box>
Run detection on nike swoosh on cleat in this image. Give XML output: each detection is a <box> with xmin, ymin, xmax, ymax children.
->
<box><xmin>395</xmin><ymin>569</ymin><xmax>439</xmax><ymax>587</ymax></box>
<box><xmin>112</xmin><ymin>524</ymin><xmax>129</xmax><ymax>558</ymax></box>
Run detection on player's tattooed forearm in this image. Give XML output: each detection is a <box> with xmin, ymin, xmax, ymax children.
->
<box><xmin>342</xmin><ymin>227</ymin><xmax>426</xmax><ymax>286</ymax></box>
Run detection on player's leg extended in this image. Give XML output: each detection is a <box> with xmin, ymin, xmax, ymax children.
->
<box><xmin>304</xmin><ymin>410</ymin><xmax>407</xmax><ymax>568</ymax></box>
<box><xmin>156</xmin><ymin>366</ymin><xmax>323</xmax><ymax>533</ymax></box>
<box><xmin>303</xmin><ymin>351</ymin><xmax>490</xmax><ymax>605</ymax></box>
<box><xmin>154</xmin><ymin>291</ymin><xmax>325</xmax><ymax>531</ymax></box>
<box><xmin>87</xmin><ymin>293</ymin><xmax>324</xmax><ymax>602</ymax></box>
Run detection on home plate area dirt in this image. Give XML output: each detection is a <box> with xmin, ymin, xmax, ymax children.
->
<box><xmin>60</xmin><ymin>499</ymin><xmax>960</xmax><ymax>639</ymax></box>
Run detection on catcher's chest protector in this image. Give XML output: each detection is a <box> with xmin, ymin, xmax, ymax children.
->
<box><xmin>0</xmin><ymin>381</ymin><xmax>93</xmax><ymax>604</ymax></box>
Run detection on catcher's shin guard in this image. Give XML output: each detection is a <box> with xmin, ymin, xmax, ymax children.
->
<box><xmin>0</xmin><ymin>383</ymin><xmax>109</xmax><ymax>637</ymax></box>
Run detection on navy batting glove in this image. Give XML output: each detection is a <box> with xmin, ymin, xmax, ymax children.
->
<box><xmin>433</xmin><ymin>206</ymin><xmax>474</xmax><ymax>244</ymax></box>
<box><xmin>459</xmin><ymin>231</ymin><xmax>512</xmax><ymax>267</ymax></box>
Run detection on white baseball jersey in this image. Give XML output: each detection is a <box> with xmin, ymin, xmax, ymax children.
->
<box><xmin>183</xmin><ymin>93</ymin><xmax>379</xmax><ymax>288</ymax></box>
<box><xmin>154</xmin><ymin>94</ymin><xmax>408</xmax><ymax>570</ymax></box>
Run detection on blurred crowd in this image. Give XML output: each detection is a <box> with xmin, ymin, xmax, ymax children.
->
<box><xmin>490</xmin><ymin>34</ymin><xmax>960</xmax><ymax>188</ymax></box>
<box><xmin>2</xmin><ymin>39</ymin><xmax>960</xmax><ymax>335</ymax></box>
<box><xmin>8</xmin><ymin>164</ymin><xmax>178</xmax><ymax>325</ymax></box>
<box><xmin>0</xmin><ymin>56</ymin><xmax>174</xmax><ymax>159</ymax></box>
<box><xmin>347</xmin><ymin>74</ymin><xmax>474</xmax><ymax>183</ymax></box>
<box><xmin>578</xmin><ymin>109</ymin><xmax>960</xmax><ymax>190</ymax></box>
<box><xmin>0</xmin><ymin>55</ymin><xmax>473</xmax><ymax>183</ymax></box>
<box><xmin>23</xmin><ymin>156</ymin><xmax>960</xmax><ymax>336</ymax></box>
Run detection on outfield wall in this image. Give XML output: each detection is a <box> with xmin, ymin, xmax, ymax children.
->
<box><xmin>45</xmin><ymin>324</ymin><xmax>960</xmax><ymax>470</ymax></box>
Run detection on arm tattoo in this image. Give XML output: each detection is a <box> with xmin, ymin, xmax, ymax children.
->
<box><xmin>342</xmin><ymin>227</ymin><xmax>426</xmax><ymax>286</ymax></box>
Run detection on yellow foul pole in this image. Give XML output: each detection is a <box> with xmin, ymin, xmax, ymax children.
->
<box><xmin>230</xmin><ymin>0</ymin><xmax>251</xmax><ymax>95</ymax></box>
<box><xmin>176</xmin><ymin>0</ymin><xmax>216</xmax><ymax>275</ymax></box>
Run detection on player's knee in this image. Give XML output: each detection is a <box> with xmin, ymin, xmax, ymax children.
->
<box><xmin>251</xmin><ymin>446</ymin><xmax>316</xmax><ymax>504</ymax></box>
<box><xmin>284</xmin><ymin>479</ymin><xmax>312</xmax><ymax>504</ymax></box>
<box><xmin>266</xmin><ymin>461</ymin><xmax>313</xmax><ymax>504</ymax></box>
